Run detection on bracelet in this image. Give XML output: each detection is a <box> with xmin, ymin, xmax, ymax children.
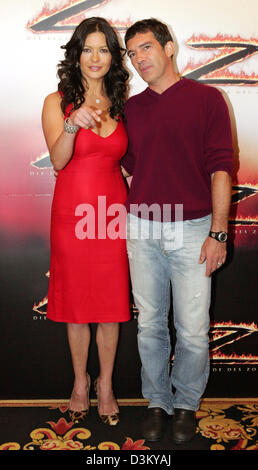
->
<box><xmin>64</xmin><ymin>118</ymin><xmax>79</xmax><ymax>134</ymax></box>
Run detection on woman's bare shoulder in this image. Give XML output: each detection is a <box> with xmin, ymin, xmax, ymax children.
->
<box><xmin>44</xmin><ymin>91</ymin><xmax>62</xmax><ymax>106</ymax></box>
<box><xmin>42</xmin><ymin>92</ymin><xmax>63</xmax><ymax>120</ymax></box>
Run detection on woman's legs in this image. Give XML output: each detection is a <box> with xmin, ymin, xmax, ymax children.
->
<box><xmin>67</xmin><ymin>323</ymin><xmax>91</xmax><ymax>411</ymax></box>
<box><xmin>96</xmin><ymin>322</ymin><xmax>119</xmax><ymax>414</ymax></box>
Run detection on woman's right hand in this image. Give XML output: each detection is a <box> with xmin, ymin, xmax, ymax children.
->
<box><xmin>68</xmin><ymin>103</ymin><xmax>102</xmax><ymax>129</ymax></box>
<box><xmin>42</xmin><ymin>92</ymin><xmax>103</xmax><ymax>171</ymax></box>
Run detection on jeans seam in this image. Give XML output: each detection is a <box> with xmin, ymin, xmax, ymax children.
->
<box><xmin>161</xmin><ymin>278</ymin><xmax>171</xmax><ymax>390</ymax></box>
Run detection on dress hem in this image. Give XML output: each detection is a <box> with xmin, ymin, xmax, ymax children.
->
<box><xmin>46</xmin><ymin>314</ymin><xmax>131</xmax><ymax>324</ymax></box>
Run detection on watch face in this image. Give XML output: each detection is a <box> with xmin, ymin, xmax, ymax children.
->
<box><xmin>218</xmin><ymin>232</ymin><xmax>227</xmax><ymax>242</ymax></box>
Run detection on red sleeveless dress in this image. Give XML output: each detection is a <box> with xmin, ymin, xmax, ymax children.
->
<box><xmin>47</xmin><ymin>105</ymin><xmax>131</xmax><ymax>323</ymax></box>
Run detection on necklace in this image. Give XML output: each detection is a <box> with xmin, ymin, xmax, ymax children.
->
<box><xmin>85</xmin><ymin>92</ymin><xmax>110</xmax><ymax>111</ymax></box>
<box><xmin>85</xmin><ymin>93</ymin><xmax>102</xmax><ymax>104</ymax></box>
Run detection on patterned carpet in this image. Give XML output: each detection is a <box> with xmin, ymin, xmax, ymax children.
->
<box><xmin>0</xmin><ymin>398</ymin><xmax>257</xmax><ymax>453</ymax></box>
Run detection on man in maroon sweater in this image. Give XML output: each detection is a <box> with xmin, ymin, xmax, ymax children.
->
<box><xmin>121</xmin><ymin>19</ymin><xmax>233</xmax><ymax>444</ymax></box>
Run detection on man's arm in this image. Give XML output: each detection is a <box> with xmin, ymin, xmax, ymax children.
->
<box><xmin>199</xmin><ymin>170</ymin><xmax>232</xmax><ymax>276</ymax></box>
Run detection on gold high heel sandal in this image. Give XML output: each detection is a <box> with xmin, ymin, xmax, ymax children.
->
<box><xmin>94</xmin><ymin>378</ymin><xmax>119</xmax><ymax>426</ymax></box>
<box><xmin>68</xmin><ymin>373</ymin><xmax>91</xmax><ymax>424</ymax></box>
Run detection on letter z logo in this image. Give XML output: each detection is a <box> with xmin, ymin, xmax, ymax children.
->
<box><xmin>182</xmin><ymin>35</ymin><xmax>258</xmax><ymax>85</ymax></box>
<box><xmin>28</xmin><ymin>0</ymin><xmax>107</xmax><ymax>32</ymax></box>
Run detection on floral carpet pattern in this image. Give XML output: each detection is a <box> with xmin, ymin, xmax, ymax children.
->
<box><xmin>195</xmin><ymin>402</ymin><xmax>258</xmax><ymax>450</ymax></box>
<box><xmin>0</xmin><ymin>399</ymin><xmax>257</xmax><ymax>451</ymax></box>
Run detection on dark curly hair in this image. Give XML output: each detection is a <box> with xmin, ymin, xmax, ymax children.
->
<box><xmin>57</xmin><ymin>17</ymin><xmax>129</xmax><ymax>120</ymax></box>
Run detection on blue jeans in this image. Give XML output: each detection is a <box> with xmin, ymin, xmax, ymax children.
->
<box><xmin>126</xmin><ymin>213</ymin><xmax>212</xmax><ymax>415</ymax></box>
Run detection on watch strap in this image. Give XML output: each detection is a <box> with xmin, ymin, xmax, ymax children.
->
<box><xmin>209</xmin><ymin>231</ymin><xmax>228</xmax><ymax>242</ymax></box>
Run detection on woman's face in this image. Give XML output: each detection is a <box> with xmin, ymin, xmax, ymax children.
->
<box><xmin>80</xmin><ymin>31</ymin><xmax>112</xmax><ymax>82</ymax></box>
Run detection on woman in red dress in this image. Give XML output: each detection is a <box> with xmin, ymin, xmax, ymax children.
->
<box><xmin>42</xmin><ymin>17</ymin><xmax>130</xmax><ymax>425</ymax></box>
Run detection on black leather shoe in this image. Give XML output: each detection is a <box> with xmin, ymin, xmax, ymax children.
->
<box><xmin>142</xmin><ymin>407</ymin><xmax>170</xmax><ymax>441</ymax></box>
<box><xmin>171</xmin><ymin>408</ymin><xmax>196</xmax><ymax>444</ymax></box>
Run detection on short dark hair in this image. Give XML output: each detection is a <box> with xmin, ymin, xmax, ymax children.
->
<box><xmin>125</xmin><ymin>18</ymin><xmax>173</xmax><ymax>47</ymax></box>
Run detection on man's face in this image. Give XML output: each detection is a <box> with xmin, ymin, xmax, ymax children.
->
<box><xmin>126</xmin><ymin>31</ymin><xmax>173</xmax><ymax>86</ymax></box>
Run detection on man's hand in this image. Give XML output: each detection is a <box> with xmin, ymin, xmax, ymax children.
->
<box><xmin>120</xmin><ymin>165</ymin><xmax>130</xmax><ymax>178</ymax></box>
<box><xmin>199</xmin><ymin>236</ymin><xmax>227</xmax><ymax>277</ymax></box>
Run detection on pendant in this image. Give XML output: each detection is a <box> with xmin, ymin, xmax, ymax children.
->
<box><xmin>96</xmin><ymin>98</ymin><xmax>100</xmax><ymax>104</ymax></box>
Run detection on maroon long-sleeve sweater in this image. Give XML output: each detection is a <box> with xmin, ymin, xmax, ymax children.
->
<box><xmin>121</xmin><ymin>78</ymin><xmax>233</xmax><ymax>222</ymax></box>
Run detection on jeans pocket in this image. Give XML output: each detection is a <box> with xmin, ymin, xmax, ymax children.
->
<box><xmin>186</xmin><ymin>214</ymin><xmax>211</xmax><ymax>225</ymax></box>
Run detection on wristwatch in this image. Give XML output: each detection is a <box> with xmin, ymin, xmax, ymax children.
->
<box><xmin>209</xmin><ymin>231</ymin><xmax>228</xmax><ymax>242</ymax></box>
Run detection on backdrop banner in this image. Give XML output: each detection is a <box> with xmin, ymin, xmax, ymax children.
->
<box><xmin>0</xmin><ymin>0</ymin><xmax>257</xmax><ymax>399</ymax></box>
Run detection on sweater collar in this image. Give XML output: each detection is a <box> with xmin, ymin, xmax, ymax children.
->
<box><xmin>146</xmin><ymin>76</ymin><xmax>187</xmax><ymax>99</ymax></box>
